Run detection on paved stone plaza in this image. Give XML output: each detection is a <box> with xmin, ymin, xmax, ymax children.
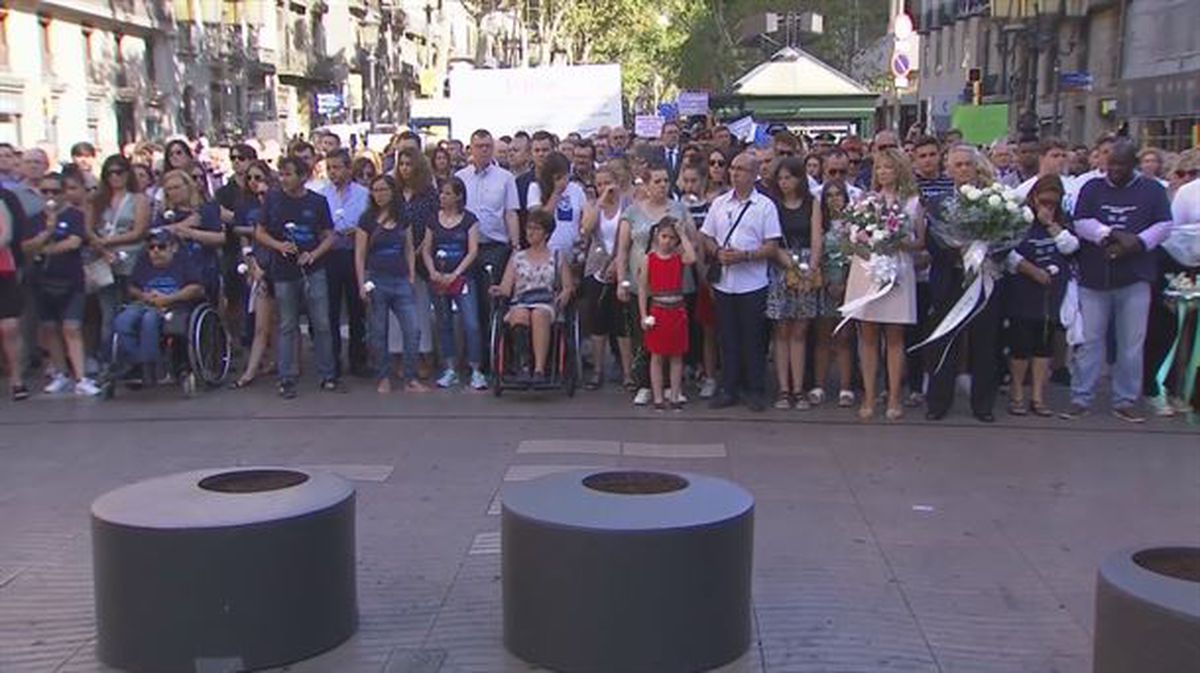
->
<box><xmin>0</xmin><ymin>386</ymin><xmax>1196</xmax><ymax>673</ymax></box>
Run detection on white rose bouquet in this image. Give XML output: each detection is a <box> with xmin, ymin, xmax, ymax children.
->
<box><xmin>936</xmin><ymin>182</ymin><xmax>1032</xmax><ymax>256</ymax></box>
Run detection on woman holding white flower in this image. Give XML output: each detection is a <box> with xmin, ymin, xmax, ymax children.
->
<box><xmin>1004</xmin><ymin>175</ymin><xmax>1079</xmax><ymax>416</ymax></box>
<box><xmin>842</xmin><ymin>148</ymin><xmax>925</xmax><ymax>420</ymax></box>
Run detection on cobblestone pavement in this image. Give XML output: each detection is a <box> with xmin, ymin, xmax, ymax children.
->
<box><xmin>1</xmin><ymin>383</ymin><xmax>1197</xmax><ymax>673</ymax></box>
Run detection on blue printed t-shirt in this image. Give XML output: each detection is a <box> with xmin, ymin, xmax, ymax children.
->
<box><xmin>262</xmin><ymin>189</ymin><xmax>333</xmax><ymax>281</ymax></box>
<box><xmin>429</xmin><ymin>210</ymin><xmax>478</xmax><ymax>274</ymax></box>
<box><xmin>1072</xmin><ymin>175</ymin><xmax>1172</xmax><ymax>290</ymax></box>
<box><xmin>1003</xmin><ymin>220</ymin><xmax>1071</xmax><ymax>321</ymax></box>
<box><xmin>157</xmin><ymin>204</ymin><xmax>224</xmax><ymax>277</ymax></box>
<box><xmin>358</xmin><ymin>217</ymin><xmax>410</xmax><ymax>279</ymax></box>
<box><xmin>31</xmin><ymin>207</ymin><xmax>87</xmax><ymax>289</ymax></box>
<box><xmin>130</xmin><ymin>252</ymin><xmax>202</xmax><ymax>306</ymax></box>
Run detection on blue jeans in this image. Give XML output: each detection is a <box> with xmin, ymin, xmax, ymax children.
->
<box><xmin>1071</xmin><ymin>282</ymin><xmax>1150</xmax><ymax>410</ymax></box>
<box><xmin>275</xmin><ymin>269</ymin><xmax>336</xmax><ymax>384</ymax></box>
<box><xmin>114</xmin><ymin>304</ymin><xmax>162</xmax><ymax>365</ymax></box>
<box><xmin>432</xmin><ymin>284</ymin><xmax>482</xmax><ymax>368</ymax></box>
<box><xmin>369</xmin><ymin>274</ymin><xmax>420</xmax><ymax>381</ymax></box>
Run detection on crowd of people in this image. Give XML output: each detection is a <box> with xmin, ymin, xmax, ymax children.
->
<box><xmin>0</xmin><ymin>119</ymin><xmax>1197</xmax><ymax>423</ymax></box>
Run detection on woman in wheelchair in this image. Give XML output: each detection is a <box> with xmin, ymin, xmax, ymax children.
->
<box><xmin>156</xmin><ymin>169</ymin><xmax>225</xmax><ymax>302</ymax></box>
<box><xmin>489</xmin><ymin>210</ymin><xmax>574</xmax><ymax>383</ymax></box>
<box><xmin>112</xmin><ymin>229</ymin><xmax>205</xmax><ymax>382</ymax></box>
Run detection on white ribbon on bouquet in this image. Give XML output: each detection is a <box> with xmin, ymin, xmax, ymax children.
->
<box><xmin>907</xmin><ymin>240</ymin><xmax>995</xmax><ymax>371</ymax></box>
<box><xmin>836</xmin><ymin>253</ymin><xmax>899</xmax><ymax>334</ymax></box>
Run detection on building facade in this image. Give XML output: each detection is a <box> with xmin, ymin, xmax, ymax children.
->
<box><xmin>916</xmin><ymin>0</ymin><xmax>1199</xmax><ymax>150</ymax></box>
<box><xmin>0</xmin><ymin>0</ymin><xmax>175</xmax><ymax>157</ymax></box>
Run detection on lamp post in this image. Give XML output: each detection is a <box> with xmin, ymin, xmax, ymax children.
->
<box><xmin>361</xmin><ymin>13</ymin><xmax>380</xmax><ymax>131</ymax></box>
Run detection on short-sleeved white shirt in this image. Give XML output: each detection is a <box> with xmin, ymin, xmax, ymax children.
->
<box><xmin>700</xmin><ymin>189</ymin><xmax>782</xmax><ymax>294</ymax></box>
<box><xmin>527</xmin><ymin>180</ymin><xmax>587</xmax><ymax>254</ymax></box>
<box><xmin>455</xmin><ymin>163</ymin><xmax>520</xmax><ymax>244</ymax></box>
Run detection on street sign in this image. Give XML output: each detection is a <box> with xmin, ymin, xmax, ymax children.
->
<box><xmin>315</xmin><ymin>93</ymin><xmax>344</xmax><ymax>115</ymax></box>
<box><xmin>891</xmin><ymin>53</ymin><xmax>912</xmax><ymax>78</ymax></box>
<box><xmin>1060</xmin><ymin>71</ymin><xmax>1094</xmax><ymax>91</ymax></box>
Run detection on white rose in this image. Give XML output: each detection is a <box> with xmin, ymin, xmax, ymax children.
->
<box><xmin>966</xmin><ymin>187</ymin><xmax>982</xmax><ymax>201</ymax></box>
<box><xmin>1006</xmin><ymin>202</ymin><xmax>1019</xmax><ymax>213</ymax></box>
<box><xmin>959</xmin><ymin>184</ymin><xmax>972</xmax><ymax>196</ymax></box>
<box><xmin>987</xmin><ymin>194</ymin><xmax>1002</xmax><ymax>208</ymax></box>
<box><xmin>1022</xmin><ymin>207</ymin><xmax>1034</xmax><ymax>223</ymax></box>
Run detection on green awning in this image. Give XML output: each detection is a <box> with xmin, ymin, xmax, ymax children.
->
<box><xmin>951</xmin><ymin>104</ymin><xmax>1010</xmax><ymax>144</ymax></box>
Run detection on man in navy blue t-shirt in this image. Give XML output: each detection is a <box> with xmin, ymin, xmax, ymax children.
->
<box><xmin>1065</xmin><ymin>140</ymin><xmax>1173</xmax><ymax>422</ymax></box>
<box><xmin>254</xmin><ymin>156</ymin><xmax>337</xmax><ymax>398</ymax></box>
<box><xmin>114</xmin><ymin>229</ymin><xmax>204</xmax><ymax>376</ymax></box>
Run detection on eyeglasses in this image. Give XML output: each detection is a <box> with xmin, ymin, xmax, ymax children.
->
<box><xmin>709</xmin><ymin>159</ymin><xmax>726</xmax><ymax>167</ymax></box>
<box><xmin>147</xmin><ymin>243</ymin><xmax>168</xmax><ymax>251</ymax></box>
<box><xmin>248</xmin><ymin>174</ymin><xmax>266</xmax><ymax>183</ymax></box>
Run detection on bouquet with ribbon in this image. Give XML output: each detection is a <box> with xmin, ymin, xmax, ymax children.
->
<box><xmin>1159</xmin><ymin>272</ymin><xmax>1200</xmax><ymax>418</ymax></box>
<box><xmin>910</xmin><ymin>182</ymin><xmax>1033</xmax><ymax>366</ymax></box>
<box><xmin>835</xmin><ymin>196</ymin><xmax>912</xmax><ymax>331</ymax></box>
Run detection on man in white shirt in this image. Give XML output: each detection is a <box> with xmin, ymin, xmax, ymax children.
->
<box><xmin>701</xmin><ymin>151</ymin><xmax>781</xmax><ymax>411</ymax></box>
<box><xmin>1013</xmin><ymin>137</ymin><xmax>1079</xmax><ymax>210</ymax></box>
<box><xmin>319</xmin><ymin>149</ymin><xmax>371</xmax><ymax>377</ymax></box>
<box><xmin>455</xmin><ymin>129</ymin><xmax>520</xmax><ymax>369</ymax></box>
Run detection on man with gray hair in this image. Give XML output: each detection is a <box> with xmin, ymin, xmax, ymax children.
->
<box><xmin>701</xmin><ymin>151</ymin><xmax>781</xmax><ymax>412</ymax></box>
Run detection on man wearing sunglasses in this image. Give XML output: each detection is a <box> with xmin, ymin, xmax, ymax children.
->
<box><xmin>114</xmin><ymin>229</ymin><xmax>204</xmax><ymax>384</ymax></box>
<box><xmin>215</xmin><ymin>143</ymin><xmax>258</xmax><ymax>222</ymax></box>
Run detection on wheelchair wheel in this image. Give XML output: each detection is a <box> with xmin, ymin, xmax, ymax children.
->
<box><xmin>188</xmin><ymin>304</ymin><xmax>232</xmax><ymax>387</ymax></box>
<box><xmin>490</xmin><ymin>312</ymin><xmax>505</xmax><ymax>397</ymax></box>
<box><xmin>562</xmin><ymin>312</ymin><xmax>580</xmax><ymax>398</ymax></box>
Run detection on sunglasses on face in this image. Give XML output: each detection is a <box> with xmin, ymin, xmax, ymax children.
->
<box><xmin>147</xmin><ymin>243</ymin><xmax>168</xmax><ymax>251</ymax></box>
<box><xmin>231</xmin><ymin>155</ymin><xmax>248</xmax><ymax>162</ymax></box>
<box><xmin>248</xmin><ymin>174</ymin><xmax>266</xmax><ymax>182</ymax></box>
<box><xmin>709</xmin><ymin>159</ymin><xmax>726</xmax><ymax>167</ymax></box>
<box><xmin>876</xmin><ymin>144</ymin><xmax>897</xmax><ymax>152</ymax></box>
<box><xmin>826</xmin><ymin>168</ymin><xmax>847</xmax><ymax>176</ymax></box>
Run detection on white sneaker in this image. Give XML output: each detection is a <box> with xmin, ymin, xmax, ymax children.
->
<box><xmin>666</xmin><ymin>389</ymin><xmax>688</xmax><ymax>404</ymax></box>
<box><xmin>633</xmin><ymin>388</ymin><xmax>652</xmax><ymax>406</ymax></box>
<box><xmin>838</xmin><ymin>389</ymin><xmax>855</xmax><ymax>407</ymax></box>
<box><xmin>43</xmin><ymin>373</ymin><xmax>72</xmax><ymax>394</ymax></box>
<box><xmin>808</xmin><ymin>387</ymin><xmax>826</xmax><ymax>405</ymax></box>
<box><xmin>436</xmin><ymin>368</ymin><xmax>459</xmax><ymax>388</ymax></box>
<box><xmin>469</xmin><ymin>370</ymin><xmax>488</xmax><ymax>390</ymax></box>
<box><xmin>699</xmin><ymin>377</ymin><xmax>718</xmax><ymax>399</ymax></box>
<box><xmin>74</xmin><ymin>378</ymin><xmax>102</xmax><ymax>397</ymax></box>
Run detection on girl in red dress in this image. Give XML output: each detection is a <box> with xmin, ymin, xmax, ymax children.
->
<box><xmin>638</xmin><ymin>217</ymin><xmax>697</xmax><ymax>410</ymax></box>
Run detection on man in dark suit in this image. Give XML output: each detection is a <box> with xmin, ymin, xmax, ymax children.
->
<box><xmin>659</xmin><ymin>121</ymin><xmax>683</xmax><ymax>195</ymax></box>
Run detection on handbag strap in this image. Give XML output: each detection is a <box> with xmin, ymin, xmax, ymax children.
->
<box><xmin>720</xmin><ymin>200</ymin><xmax>753</xmax><ymax>248</ymax></box>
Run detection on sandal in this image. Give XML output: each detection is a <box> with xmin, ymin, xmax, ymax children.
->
<box><xmin>1008</xmin><ymin>400</ymin><xmax>1029</xmax><ymax>416</ymax></box>
<box><xmin>885</xmin><ymin>406</ymin><xmax>904</xmax><ymax>421</ymax></box>
<box><xmin>654</xmin><ymin>401</ymin><xmax>667</xmax><ymax>412</ymax></box>
<box><xmin>773</xmin><ymin>392</ymin><xmax>792</xmax><ymax>410</ymax></box>
<box><xmin>622</xmin><ymin>379</ymin><xmax>638</xmax><ymax>392</ymax></box>
<box><xmin>1030</xmin><ymin>401</ymin><xmax>1054</xmax><ymax>417</ymax></box>
<box><xmin>229</xmin><ymin>377</ymin><xmax>254</xmax><ymax>390</ymax></box>
<box><xmin>857</xmin><ymin>405</ymin><xmax>875</xmax><ymax>420</ymax></box>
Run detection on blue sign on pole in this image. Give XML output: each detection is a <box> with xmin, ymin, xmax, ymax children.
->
<box><xmin>1059</xmin><ymin>72</ymin><xmax>1093</xmax><ymax>91</ymax></box>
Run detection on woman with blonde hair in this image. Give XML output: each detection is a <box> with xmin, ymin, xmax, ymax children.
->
<box><xmin>841</xmin><ymin>148</ymin><xmax>925</xmax><ymax>420</ymax></box>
